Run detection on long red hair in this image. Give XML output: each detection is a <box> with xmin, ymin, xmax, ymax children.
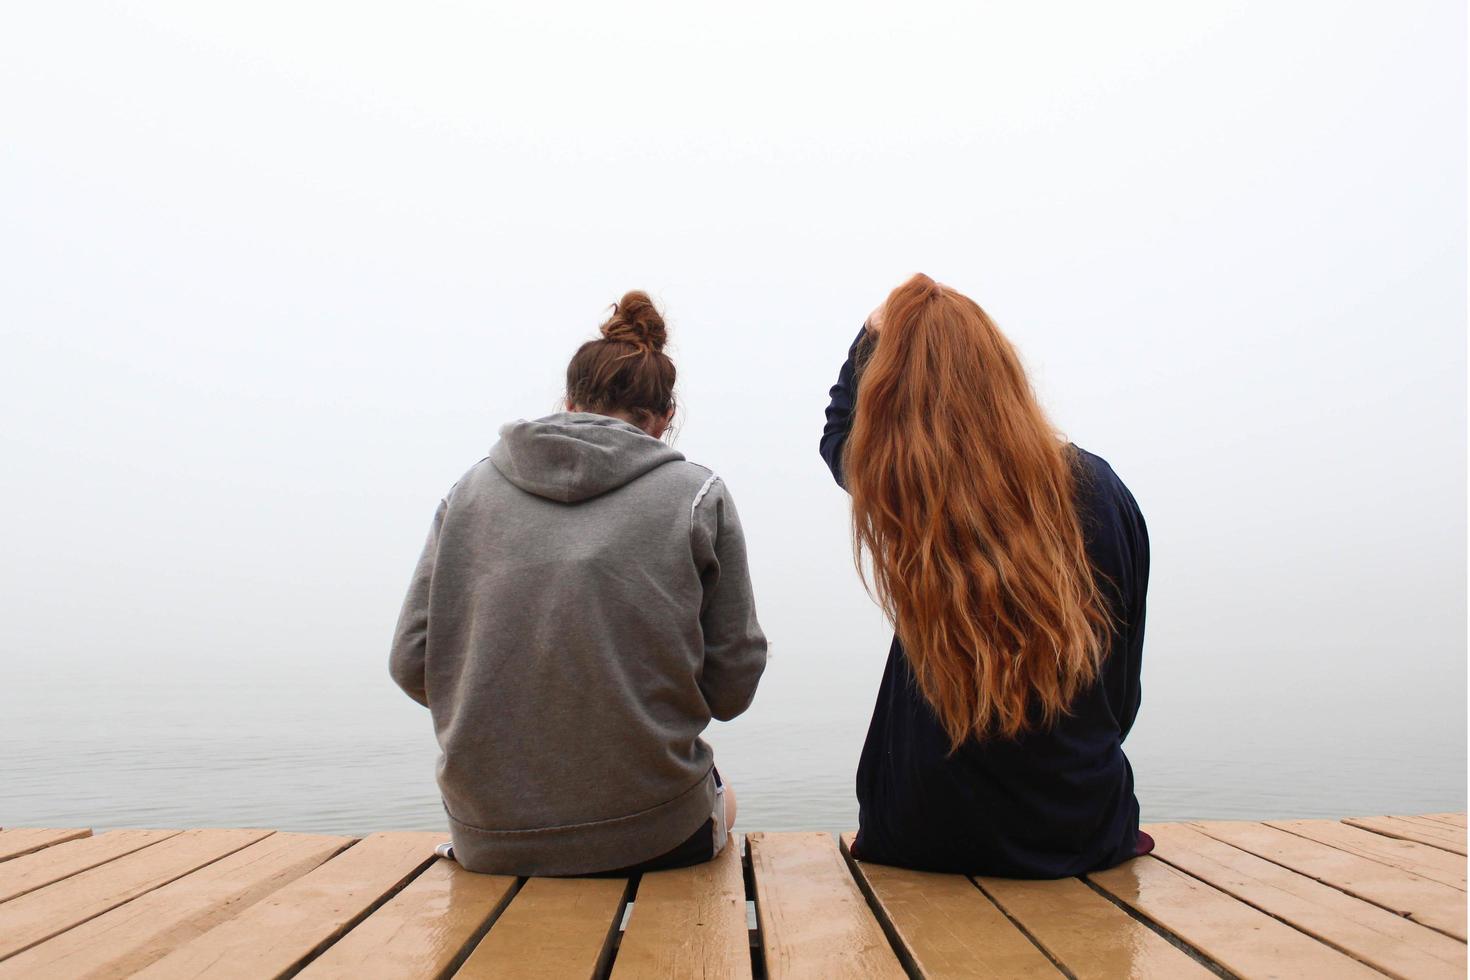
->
<box><xmin>846</xmin><ymin>274</ymin><xmax>1110</xmax><ymax>748</ymax></box>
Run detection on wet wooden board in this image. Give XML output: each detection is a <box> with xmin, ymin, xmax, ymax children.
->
<box><xmin>613</xmin><ymin>836</ymin><xmax>750</xmax><ymax>980</ymax></box>
<box><xmin>1267</xmin><ymin>819</ymin><xmax>1466</xmax><ymax>890</ymax></box>
<box><xmin>132</xmin><ymin>832</ymin><xmax>442</xmax><ymax>979</ymax></box>
<box><xmin>301</xmin><ymin>858</ymin><xmax>517</xmax><ymax>979</ymax></box>
<box><xmin>1192</xmin><ymin>820</ymin><xmax>1468</xmax><ymax>940</ymax></box>
<box><xmin>1089</xmin><ymin>855</ymin><xmax>1383</xmax><ymax>978</ymax></box>
<box><xmin>0</xmin><ymin>829</ymin><xmax>180</xmax><ymax>904</ymax></box>
<box><xmin>0</xmin><ymin>832</ymin><xmax>348</xmax><ymax>978</ymax></box>
<box><xmin>0</xmin><ymin>828</ymin><xmax>269</xmax><ymax>962</ymax></box>
<box><xmin>454</xmin><ymin>876</ymin><xmax>628</xmax><ymax>979</ymax></box>
<box><xmin>0</xmin><ymin>829</ymin><xmax>91</xmax><ymax>863</ymax></box>
<box><xmin>1344</xmin><ymin>815</ymin><xmax>1468</xmax><ymax>855</ymax></box>
<box><xmin>978</xmin><ymin>872</ymin><xmax>1213</xmax><ymax>979</ymax></box>
<box><xmin>3</xmin><ymin>814</ymin><xmax>1462</xmax><ymax>977</ymax></box>
<box><xmin>837</xmin><ymin>834</ymin><xmax>1059</xmax><ymax>979</ymax></box>
<box><xmin>748</xmin><ymin>832</ymin><xmax>905</xmax><ymax>980</ymax></box>
<box><xmin>1149</xmin><ymin>822</ymin><xmax>1467</xmax><ymax>980</ymax></box>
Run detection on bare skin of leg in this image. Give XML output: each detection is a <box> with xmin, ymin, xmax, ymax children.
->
<box><xmin>724</xmin><ymin>781</ymin><xmax>738</xmax><ymax>832</ymax></box>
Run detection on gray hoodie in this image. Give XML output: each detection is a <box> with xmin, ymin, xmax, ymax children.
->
<box><xmin>389</xmin><ymin>413</ymin><xmax>767</xmax><ymax>875</ymax></box>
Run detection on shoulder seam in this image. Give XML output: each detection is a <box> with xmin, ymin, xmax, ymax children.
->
<box><xmin>445</xmin><ymin>455</ymin><xmax>494</xmax><ymax>503</ymax></box>
<box><xmin>690</xmin><ymin>473</ymin><xmax>721</xmax><ymax>531</ymax></box>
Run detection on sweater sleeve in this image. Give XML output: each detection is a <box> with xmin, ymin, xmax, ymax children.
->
<box><xmin>1117</xmin><ymin>483</ymin><xmax>1150</xmax><ymax>741</ymax></box>
<box><xmin>692</xmin><ymin>480</ymin><xmax>768</xmax><ymax>721</ymax></box>
<box><xmin>818</xmin><ymin>326</ymin><xmax>870</xmax><ymax>490</ymax></box>
<box><xmin>388</xmin><ymin>498</ymin><xmax>446</xmax><ymax>707</ymax></box>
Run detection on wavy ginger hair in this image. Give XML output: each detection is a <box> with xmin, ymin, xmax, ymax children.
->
<box><xmin>846</xmin><ymin>274</ymin><xmax>1110</xmax><ymax>749</ymax></box>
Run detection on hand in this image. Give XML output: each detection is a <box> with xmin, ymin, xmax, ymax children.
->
<box><xmin>864</xmin><ymin>303</ymin><xmax>885</xmax><ymax>334</ymax></box>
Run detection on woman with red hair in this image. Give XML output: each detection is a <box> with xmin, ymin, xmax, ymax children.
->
<box><xmin>821</xmin><ymin>274</ymin><xmax>1152</xmax><ymax>876</ymax></box>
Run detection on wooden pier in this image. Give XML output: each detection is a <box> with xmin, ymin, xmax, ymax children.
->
<box><xmin>0</xmin><ymin>813</ymin><xmax>1463</xmax><ymax>978</ymax></box>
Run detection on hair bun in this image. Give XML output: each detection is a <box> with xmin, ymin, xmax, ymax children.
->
<box><xmin>600</xmin><ymin>291</ymin><xmax>668</xmax><ymax>353</ymax></box>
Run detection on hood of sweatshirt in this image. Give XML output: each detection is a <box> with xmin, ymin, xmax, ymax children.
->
<box><xmin>489</xmin><ymin>412</ymin><xmax>685</xmax><ymax>503</ymax></box>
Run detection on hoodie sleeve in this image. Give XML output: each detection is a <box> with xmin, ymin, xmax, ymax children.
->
<box><xmin>389</xmin><ymin>498</ymin><xmax>446</xmax><ymax>707</ymax></box>
<box><xmin>819</xmin><ymin>326</ymin><xmax>870</xmax><ymax>490</ymax></box>
<box><xmin>692</xmin><ymin>479</ymin><xmax>768</xmax><ymax>721</ymax></box>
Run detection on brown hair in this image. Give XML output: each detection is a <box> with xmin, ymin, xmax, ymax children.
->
<box><xmin>566</xmin><ymin>291</ymin><xmax>676</xmax><ymax>430</ymax></box>
<box><xmin>846</xmin><ymin>273</ymin><xmax>1111</xmax><ymax>749</ymax></box>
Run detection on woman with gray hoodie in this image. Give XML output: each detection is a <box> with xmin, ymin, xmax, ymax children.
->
<box><xmin>390</xmin><ymin>292</ymin><xmax>768</xmax><ymax>876</ymax></box>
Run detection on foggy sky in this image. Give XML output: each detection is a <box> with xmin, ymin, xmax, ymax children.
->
<box><xmin>3</xmin><ymin>1</ymin><xmax>1465</xmax><ymax>824</ymax></box>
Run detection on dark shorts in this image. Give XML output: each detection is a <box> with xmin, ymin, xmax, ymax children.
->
<box><xmin>584</xmin><ymin>768</ymin><xmax>724</xmax><ymax>878</ymax></box>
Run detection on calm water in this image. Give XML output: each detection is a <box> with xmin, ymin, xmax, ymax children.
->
<box><xmin>5</xmin><ymin>652</ymin><xmax>1464</xmax><ymax>835</ymax></box>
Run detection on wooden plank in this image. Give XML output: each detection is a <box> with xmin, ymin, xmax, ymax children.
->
<box><xmin>613</xmin><ymin>837</ymin><xmax>751</xmax><ymax>980</ymax></box>
<box><xmin>1398</xmin><ymin>816</ymin><xmax>1469</xmax><ymax>852</ymax></box>
<box><xmin>0</xmin><ymin>832</ymin><xmax>345</xmax><ymax>977</ymax></box>
<box><xmin>301</xmin><ymin>858</ymin><xmax>517</xmax><ymax>979</ymax></box>
<box><xmin>0</xmin><ymin>829</ymin><xmax>92</xmax><ymax>863</ymax></box>
<box><xmin>1192</xmin><ymin>820</ymin><xmax>1467</xmax><ymax>940</ymax></box>
<box><xmin>835</xmin><ymin>834</ymin><xmax>1059</xmax><ymax>979</ymax></box>
<box><xmin>1396</xmin><ymin>814</ymin><xmax>1469</xmax><ymax>837</ymax></box>
<box><xmin>134</xmin><ymin>832</ymin><xmax>442</xmax><ymax>979</ymax></box>
<box><xmin>453</xmin><ymin>876</ymin><xmax>628</xmax><ymax>980</ymax></box>
<box><xmin>1346</xmin><ymin>811</ymin><xmax>1464</xmax><ymax>852</ymax></box>
<box><xmin>1268</xmin><ymin>819</ymin><xmax>1466</xmax><ymax>890</ymax></box>
<box><xmin>1088</xmin><ymin>855</ymin><xmax>1382</xmax><ymax>978</ymax></box>
<box><xmin>1399</xmin><ymin>814</ymin><xmax>1469</xmax><ymax>835</ymax></box>
<box><xmin>0</xmin><ymin>828</ymin><xmax>270</xmax><ymax>962</ymax></box>
<box><xmin>0</xmin><ymin>829</ymin><xmax>179</xmax><ymax>904</ymax></box>
<box><xmin>977</xmin><ymin>874</ymin><xmax>1212</xmax><ymax>979</ymax></box>
<box><xmin>747</xmin><ymin>832</ymin><xmax>904</xmax><ymax>980</ymax></box>
<box><xmin>1344</xmin><ymin>816</ymin><xmax>1467</xmax><ymax>855</ymax></box>
<box><xmin>1418</xmin><ymin>813</ymin><xmax>1468</xmax><ymax>828</ymax></box>
<box><xmin>1150</xmin><ymin>823</ymin><xmax>1467</xmax><ymax>980</ymax></box>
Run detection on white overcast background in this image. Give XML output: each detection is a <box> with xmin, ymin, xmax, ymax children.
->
<box><xmin>2</xmin><ymin>1</ymin><xmax>1465</xmax><ymax>831</ymax></box>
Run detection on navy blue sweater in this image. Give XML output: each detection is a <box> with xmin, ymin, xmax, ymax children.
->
<box><xmin>821</xmin><ymin>328</ymin><xmax>1150</xmax><ymax>877</ymax></box>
